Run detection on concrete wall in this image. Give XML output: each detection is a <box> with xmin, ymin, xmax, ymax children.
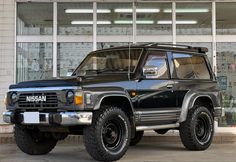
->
<box><xmin>0</xmin><ymin>0</ymin><xmax>15</xmax><ymax>132</ymax></box>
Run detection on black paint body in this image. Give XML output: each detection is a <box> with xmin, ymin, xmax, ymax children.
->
<box><xmin>6</xmin><ymin>44</ymin><xmax>222</xmax><ymax>125</ymax></box>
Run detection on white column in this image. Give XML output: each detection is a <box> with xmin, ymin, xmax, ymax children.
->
<box><xmin>132</xmin><ymin>2</ymin><xmax>136</xmax><ymax>44</ymax></box>
<box><xmin>212</xmin><ymin>1</ymin><xmax>219</xmax><ymax>133</ymax></box>
<box><xmin>212</xmin><ymin>1</ymin><xmax>217</xmax><ymax>74</ymax></box>
<box><xmin>93</xmin><ymin>2</ymin><xmax>97</xmax><ymax>51</ymax></box>
<box><xmin>53</xmin><ymin>2</ymin><xmax>57</xmax><ymax>77</ymax></box>
<box><xmin>14</xmin><ymin>1</ymin><xmax>17</xmax><ymax>83</ymax></box>
<box><xmin>172</xmin><ymin>2</ymin><xmax>176</xmax><ymax>44</ymax></box>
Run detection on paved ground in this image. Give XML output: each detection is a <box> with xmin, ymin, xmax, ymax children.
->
<box><xmin>0</xmin><ymin>142</ymin><xmax>235</xmax><ymax>162</ymax></box>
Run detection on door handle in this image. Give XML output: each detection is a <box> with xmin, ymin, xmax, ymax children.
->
<box><xmin>166</xmin><ymin>84</ymin><xmax>173</xmax><ymax>89</ymax></box>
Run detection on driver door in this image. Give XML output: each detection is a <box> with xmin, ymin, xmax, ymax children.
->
<box><xmin>136</xmin><ymin>50</ymin><xmax>179</xmax><ymax>125</ymax></box>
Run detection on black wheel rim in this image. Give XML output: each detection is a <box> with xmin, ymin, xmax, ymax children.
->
<box><xmin>102</xmin><ymin>116</ymin><xmax>125</xmax><ymax>152</ymax></box>
<box><xmin>195</xmin><ymin>113</ymin><xmax>212</xmax><ymax>144</ymax></box>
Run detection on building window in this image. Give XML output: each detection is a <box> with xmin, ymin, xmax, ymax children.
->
<box><xmin>217</xmin><ymin>43</ymin><xmax>236</xmax><ymax>127</ymax></box>
<box><xmin>57</xmin><ymin>43</ymin><xmax>93</xmax><ymax>76</ymax></box>
<box><xmin>58</xmin><ymin>3</ymin><xmax>93</xmax><ymax>35</ymax></box>
<box><xmin>97</xmin><ymin>42</ymin><xmax>129</xmax><ymax>49</ymax></box>
<box><xmin>17</xmin><ymin>43</ymin><xmax>53</xmax><ymax>82</ymax></box>
<box><xmin>136</xmin><ymin>3</ymin><xmax>172</xmax><ymax>35</ymax></box>
<box><xmin>216</xmin><ymin>3</ymin><xmax>236</xmax><ymax>35</ymax></box>
<box><xmin>176</xmin><ymin>3</ymin><xmax>212</xmax><ymax>35</ymax></box>
<box><xmin>97</xmin><ymin>3</ymin><xmax>133</xmax><ymax>36</ymax></box>
<box><xmin>17</xmin><ymin>3</ymin><xmax>53</xmax><ymax>35</ymax></box>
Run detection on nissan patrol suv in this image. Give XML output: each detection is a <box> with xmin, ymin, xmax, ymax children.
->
<box><xmin>3</xmin><ymin>43</ymin><xmax>222</xmax><ymax>161</ymax></box>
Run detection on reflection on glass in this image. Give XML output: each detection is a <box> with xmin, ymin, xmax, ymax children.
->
<box><xmin>58</xmin><ymin>3</ymin><xmax>93</xmax><ymax>35</ymax></box>
<box><xmin>17</xmin><ymin>3</ymin><xmax>53</xmax><ymax>35</ymax></box>
<box><xmin>217</xmin><ymin>43</ymin><xmax>236</xmax><ymax>127</ymax></box>
<box><xmin>97</xmin><ymin>3</ymin><xmax>132</xmax><ymax>35</ymax></box>
<box><xmin>176</xmin><ymin>3</ymin><xmax>212</xmax><ymax>35</ymax></box>
<box><xmin>17</xmin><ymin>43</ymin><xmax>53</xmax><ymax>82</ymax></box>
<box><xmin>57</xmin><ymin>43</ymin><xmax>93</xmax><ymax>76</ymax></box>
<box><xmin>216</xmin><ymin>3</ymin><xmax>236</xmax><ymax>35</ymax></box>
<box><xmin>144</xmin><ymin>53</ymin><xmax>168</xmax><ymax>79</ymax></box>
<box><xmin>73</xmin><ymin>48</ymin><xmax>142</xmax><ymax>76</ymax></box>
<box><xmin>136</xmin><ymin>3</ymin><xmax>172</xmax><ymax>35</ymax></box>
<box><xmin>173</xmin><ymin>54</ymin><xmax>210</xmax><ymax>79</ymax></box>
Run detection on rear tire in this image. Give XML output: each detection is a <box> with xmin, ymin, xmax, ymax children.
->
<box><xmin>83</xmin><ymin>106</ymin><xmax>131</xmax><ymax>161</ymax></box>
<box><xmin>179</xmin><ymin>106</ymin><xmax>214</xmax><ymax>150</ymax></box>
<box><xmin>14</xmin><ymin>125</ymin><xmax>57</xmax><ymax>155</ymax></box>
<box><xmin>130</xmin><ymin>131</ymin><xmax>144</xmax><ymax>146</ymax></box>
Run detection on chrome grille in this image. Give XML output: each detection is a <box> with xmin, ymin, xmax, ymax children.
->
<box><xmin>18</xmin><ymin>92</ymin><xmax>58</xmax><ymax>108</ymax></box>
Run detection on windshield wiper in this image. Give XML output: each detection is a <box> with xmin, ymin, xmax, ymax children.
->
<box><xmin>86</xmin><ymin>69</ymin><xmax>127</xmax><ymax>74</ymax></box>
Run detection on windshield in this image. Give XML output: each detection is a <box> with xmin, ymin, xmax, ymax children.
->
<box><xmin>73</xmin><ymin>48</ymin><xmax>142</xmax><ymax>76</ymax></box>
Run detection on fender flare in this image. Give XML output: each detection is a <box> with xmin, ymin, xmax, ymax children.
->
<box><xmin>179</xmin><ymin>91</ymin><xmax>214</xmax><ymax>123</ymax></box>
<box><xmin>93</xmin><ymin>92</ymin><xmax>136</xmax><ymax>136</ymax></box>
<box><xmin>93</xmin><ymin>92</ymin><xmax>134</xmax><ymax>111</ymax></box>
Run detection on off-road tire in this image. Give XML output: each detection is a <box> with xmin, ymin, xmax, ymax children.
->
<box><xmin>83</xmin><ymin>106</ymin><xmax>131</xmax><ymax>161</ymax></box>
<box><xmin>179</xmin><ymin>106</ymin><xmax>214</xmax><ymax>150</ymax></box>
<box><xmin>14</xmin><ymin>125</ymin><xmax>57</xmax><ymax>155</ymax></box>
<box><xmin>130</xmin><ymin>131</ymin><xmax>144</xmax><ymax>146</ymax></box>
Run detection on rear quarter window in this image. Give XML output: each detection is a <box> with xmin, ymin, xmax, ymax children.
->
<box><xmin>173</xmin><ymin>53</ymin><xmax>210</xmax><ymax>80</ymax></box>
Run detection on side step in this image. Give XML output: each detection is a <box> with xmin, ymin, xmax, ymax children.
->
<box><xmin>136</xmin><ymin>123</ymin><xmax>179</xmax><ymax>131</ymax></box>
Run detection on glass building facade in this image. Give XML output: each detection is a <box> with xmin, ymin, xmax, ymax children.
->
<box><xmin>16</xmin><ymin>0</ymin><xmax>236</xmax><ymax>128</ymax></box>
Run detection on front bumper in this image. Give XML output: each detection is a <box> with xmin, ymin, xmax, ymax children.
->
<box><xmin>3</xmin><ymin>111</ymin><xmax>93</xmax><ymax>126</ymax></box>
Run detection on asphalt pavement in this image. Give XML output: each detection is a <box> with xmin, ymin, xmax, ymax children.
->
<box><xmin>0</xmin><ymin>142</ymin><xmax>235</xmax><ymax>162</ymax></box>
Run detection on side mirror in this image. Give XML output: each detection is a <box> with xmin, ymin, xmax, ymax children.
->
<box><xmin>143</xmin><ymin>66</ymin><xmax>158</xmax><ymax>77</ymax></box>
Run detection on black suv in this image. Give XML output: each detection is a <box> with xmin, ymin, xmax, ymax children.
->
<box><xmin>3</xmin><ymin>43</ymin><xmax>223</xmax><ymax>161</ymax></box>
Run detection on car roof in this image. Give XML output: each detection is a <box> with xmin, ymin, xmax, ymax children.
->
<box><xmin>95</xmin><ymin>43</ymin><xmax>208</xmax><ymax>55</ymax></box>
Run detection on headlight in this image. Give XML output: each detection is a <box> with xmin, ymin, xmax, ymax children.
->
<box><xmin>66</xmin><ymin>91</ymin><xmax>74</xmax><ymax>103</ymax></box>
<box><xmin>10</xmin><ymin>92</ymin><xmax>17</xmax><ymax>104</ymax></box>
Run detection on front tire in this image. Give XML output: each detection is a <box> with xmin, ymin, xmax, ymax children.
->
<box><xmin>14</xmin><ymin>125</ymin><xmax>57</xmax><ymax>155</ymax></box>
<box><xmin>83</xmin><ymin>106</ymin><xmax>131</xmax><ymax>161</ymax></box>
<box><xmin>179</xmin><ymin>106</ymin><xmax>214</xmax><ymax>150</ymax></box>
<box><xmin>130</xmin><ymin>131</ymin><xmax>144</xmax><ymax>146</ymax></box>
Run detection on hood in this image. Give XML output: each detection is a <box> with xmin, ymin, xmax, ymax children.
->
<box><xmin>9</xmin><ymin>75</ymin><xmax>130</xmax><ymax>89</ymax></box>
<box><xmin>9</xmin><ymin>76</ymin><xmax>80</xmax><ymax>89</ymax></box>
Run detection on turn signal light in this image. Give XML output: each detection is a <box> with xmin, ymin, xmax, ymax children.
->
<box><xmin>74</xmin><ymin>92</ymin><xmax>83</xmax><ymax>105</ymax></box>
<box><xmin>131</xmin><ymin>91</ymin><xmax>137</xmax><ymax>97</ymax></box>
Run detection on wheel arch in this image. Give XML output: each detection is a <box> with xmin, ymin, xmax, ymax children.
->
<box><xmin>179</xmin><ymin>92</ymin><xmax>215</xmax><ymax>123</ymax></box>
<box><xmin>93</xmin><ymin>93</ymin><xmax>136</xmax><ymax>136</ymax></box>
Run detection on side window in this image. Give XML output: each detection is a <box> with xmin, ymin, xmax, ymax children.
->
<box><xmin>173</xmin><ymin>53</ymin><xmax>210</xmax><ymax>80</ymax></box>
<box><xmin>143</xmin><ymin>51</ymin><xmax>169</xmax><ymax>79</ymax></box>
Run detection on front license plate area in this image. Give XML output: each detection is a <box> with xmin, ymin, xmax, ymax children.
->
<box><xmin>23</xmin><ymin>112</ymin><xmax>40</xmax><ymax>124</ymax></box>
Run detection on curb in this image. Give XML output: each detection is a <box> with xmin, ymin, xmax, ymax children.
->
<box><xmin>1</xmin><ymin>132</ymin><xmax>236</xmax><ymax>144</ymax></box>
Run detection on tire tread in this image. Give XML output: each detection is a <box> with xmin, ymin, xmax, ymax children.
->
<box><xmin>83</xmin><ymin>106</ymin><xmax>131</xmax><ymax>161</ymax></box>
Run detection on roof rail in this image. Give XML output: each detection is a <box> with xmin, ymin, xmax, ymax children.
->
<box><xmin>145</xmin><ymin>43</ymin><xmax>208</xmax><ymax>53</ymax></box>
<box><xmin>146</xmin><ymin>43</ymin><xmax>192</xmax><ymax>49</ymax></box>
